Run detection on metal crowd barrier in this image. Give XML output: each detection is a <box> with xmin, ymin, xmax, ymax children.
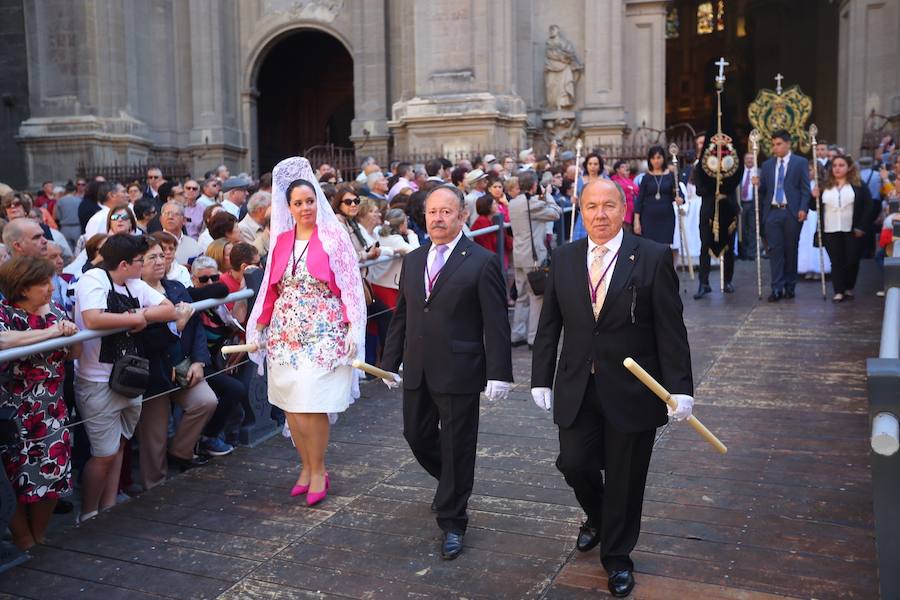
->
<box><xmin>866</xmin><ymin>239</ymin><xmax>900</xmax><ymax>600</ymax></box>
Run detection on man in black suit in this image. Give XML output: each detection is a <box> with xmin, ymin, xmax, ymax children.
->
<box><xmin>531</xmin><ymin>178</ymin><xmax>694</xmax><ymax>597</ymax></box>
<box><xmin>753</xmin><ymin>129</ymin><xmax>811</xmax><ymax>301</ymax></box>
<box><xmin>382</xmin><ymin>185</ymin><xmax>513</xmax><ymax>560</ymax></box>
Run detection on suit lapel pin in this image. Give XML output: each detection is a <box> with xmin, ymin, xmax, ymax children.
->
<box><xmin>629</xmin><ymin>254</ymin><xmax>635</xmax><ymax>261</ymax></box>
<box><xmin>461</xmin><ymin>251</ymin><xmax>467</xmax><ymax>256</ymax></box>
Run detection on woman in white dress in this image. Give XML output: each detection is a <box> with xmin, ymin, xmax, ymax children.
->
<box><xmin>247</xmin><ymin>158</ymin><xmax>366</xmax><ymax>506</ymax></box>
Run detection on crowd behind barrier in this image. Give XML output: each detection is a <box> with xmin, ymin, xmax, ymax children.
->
<box><xmin>0</xmin><ymin>140</ymin><xmax>898</xmax><ymax>565</ymax></box>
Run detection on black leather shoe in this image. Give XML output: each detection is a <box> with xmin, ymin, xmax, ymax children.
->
<box><xmin>168</xmin><ymin>453</ymin><xmax>209</xmax><ymax>472</ymax></box>
<box><xmin>608</xmin><ymin>569</ymin><xmax>635</xmax><ymax>597</ymax></box>
<box><xmin>767</xmin><ymin>291</ymin><xmax>783</xmax><ymax>302</ymax></box>
<box><xmin>785</xmin><ymin>289</ymin><xmax>795</xmax><ymax>299</ymax></box>
<box><xmin>693</xmin><ymin>284</ymin><xmax>712</xmax><ymax>300</ymax></box>
<box><xmin>723</xmin><ymin>282</ymin><xmax>735</xmax><ymax>294</ymax></box>
<box><xmin>575</xmin><ymin>522</ymin><xmax>600</xmax><ymax>552</ymax></box>
<box><xmin>441</xmin><ymin>532</ymin><xmax>464</xmax><ymax>560</ymax></box>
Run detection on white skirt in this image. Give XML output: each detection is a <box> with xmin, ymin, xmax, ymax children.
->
<box><xmin>267</xmin><ymin>360</ymin><xmax>353</xmax><ymax>414</ymax></box>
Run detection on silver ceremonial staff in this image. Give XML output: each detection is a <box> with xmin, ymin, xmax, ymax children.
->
<box><xmin>569</xmin><ymin>138</ymin><xmax>584</xmax><ymax>240</ymax></box>
<box><xmin>670</xmin><ymin>143</ymin><xmax>694</xmax><ymax>280</ymax></box>
<box><xmin>749</xmin><ymin>129</ymin><xmax>763</xmax><ymax>299</ymax></box>
<box><xmin>809</xmin><ymin>124</ymin><xmax>827</xmax><ymax>300</ymax></box>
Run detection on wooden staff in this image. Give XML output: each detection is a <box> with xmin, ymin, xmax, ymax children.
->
<box><xmin>809</xmin><ymin>124</ymin><xmax>827</xmax><ymax>300</ymax></box>
<box><xmin>669</xmin><ymin>143</ymin><xmax>694</xmax><ymax>280</ymax></box>
<box><xmin>221</xmin><ymin>343</ymin><xmax>258</xmax><ymax>355</ymax></box>
<box><xmin>221</xmin><ymin>344</ymin><xmax>399</xmax><ymax>382</ymax></box>
<box><xmin>569</xmin><ymin>138</ymin><xmax>584</xmax><ymax>240</ymax></box>
<box><xmin>749</xmin><ymin>129</ymin><xmax>763</xmax><ymax>299</ymax></box>
<box><xmin>351</xmin><ymin>359</ymin><xmax>399</xmax><ymax>381</ymax></box>
<box><xmin>623</xmin><ymin>357</ymin><xmax>727</xmax><ymax>454</ymax></box>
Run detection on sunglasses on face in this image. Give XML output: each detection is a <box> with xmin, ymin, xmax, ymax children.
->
<box><xmin>6</xmin><ymin>200</ymin><xmax>23</xmax><ymax>209</ymax></box>
<box><xmin>197</xmin><ymin>273</ymin><xmax>220</xmax><ymax>283</ymax></box>
<box><xmin>184</xmin><ymin>186</ymin><xmax>199</xmax><ymax>191</ymax></box>
<box><xmin>147</xmin><ymin>175</ymin><xmax>160</xmax><ymax>180</ymax></box>
<box><xmin>341</xmin><ymin>197</ymin><xmax>361</xmax><ymax>206</ymax></box>
<box><xmin>110</xmin><ymin>213</ymin><xmax>131</xmax><ymax>221</ymax></box>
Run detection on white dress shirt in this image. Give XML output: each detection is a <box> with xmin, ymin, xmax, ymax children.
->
<box><xmin>771</xmin><ymin>151</ymin><xmax>792</xmax><ymax>205</ymax></box>
<box><xmin>222</xmin><ymin>200</ymin><xmax>241</xmax><ymax>218</ymax></box>
<box><xmin>586</xmin><ymin>228</ymin><xmax>624</xmax><ymax>275</ymax></box>
<box><xmin>424</xmin><ymin>229</ymin><xmax>464</xmax><ymax>298</ymax></box>
<box><xmin>822</xmin><ymin>185</ymin><xmax>855</xmax><ymax>233</ymax></box>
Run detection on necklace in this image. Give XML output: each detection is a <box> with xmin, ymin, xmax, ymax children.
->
<box><xmin>651</xmin><ymin>173</ymin><xmax>664</xmax><ymax>200</ymax></box>
<box><xmin>291</xmin><ymin>239</ymin><xmax>309</xmax><ymax>276</ymax></box>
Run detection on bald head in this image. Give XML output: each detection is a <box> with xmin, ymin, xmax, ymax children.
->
<box><xmin>580</xmin><ymin>179</ymin><xmax>626</xmax><ymax>244</ymax></box>
<box><xmin>2</xmin><ymin>218</ymin><xmax>48</xmax><ymax>258</ymax></box>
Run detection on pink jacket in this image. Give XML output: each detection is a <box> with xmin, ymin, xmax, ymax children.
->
<box><xmin>257</xmin><ymin>227</ymin><xmax>346</xmax><ymax>326</ymax></box>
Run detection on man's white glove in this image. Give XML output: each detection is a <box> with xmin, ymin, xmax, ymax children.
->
<box><xmin>668</xmin><ymin>394</ymin><xmax>694</xmax><ymax>421</ymax></box>
<box><xmin>382</xmin><ymin>373</ymin><xmax>401</xmax><ymax>390</ymax></box>
<box><xmin>531</xmin><ymin>387</ymin><xmax>552</xmax><ymax>411</ymax></box>
<box><xmin>483</xmin><ymin>380</ymin><xmax>510</xmax><ymax>401</ymax></box>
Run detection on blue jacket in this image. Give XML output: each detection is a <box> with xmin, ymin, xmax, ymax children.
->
<box><xmin>758</xmin><ymin>153</ymin><xmax>811</xmax><ymax>220</ymax></box>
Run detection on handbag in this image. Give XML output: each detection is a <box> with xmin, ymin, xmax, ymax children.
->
<box><xmin>525</xmin><ymin>196</ymin><xmax>551</xmax><ymax>296</ymax></box>
<box><xmin>0</xmin><ymin>405</ymin><xmax>22</xmax><ymax>449</ymax></box>
<box><xmin>172</xmin><ymin>357</ymin><xmax>193</xmax><ymax>388</ymax></box>
<box><xmin>99</xmin><ymin>271</ymin><xmax>150</xmax><ymax>397</ymax></box>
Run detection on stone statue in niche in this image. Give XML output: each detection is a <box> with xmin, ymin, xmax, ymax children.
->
<box><xmin>544</xmin><ymin>24</ymin><xmax>583</xmax><ymax>111</ymax></box>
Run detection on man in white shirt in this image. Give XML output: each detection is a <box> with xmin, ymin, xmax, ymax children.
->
<box><xmin>85</xmin><ymin>182</ymin><xmax>126</xmax><ymax>238</ymax></box>
<box><xmin>239</xmin><ymin>191</ymin><xmax>270</xmax><ymax>247</ymax></box>
<box><xmin>161</xmin><ymin>201</ymin><xmax>202</xmax><ymax>265</ymax></box>
<box><xmin>463</xmin><ymin>169</ymin><xmax>488</xmax><ymax>226</ymax></box>
<box><xmin>518</xmin><ymin>148</ymin><xmax>536</xmax><ymax>172</ymax></box>
<box><xmin>221</xmin><ymin>177</ymin><xmax>249</xmax><ymax>218</ymax></box>
<box><xmin>197</xmin><ymin>178</ymin><xmax>221</xmax><ymax>209</ymax></box>
<box><xmin>144</xmin><ymin>167</ymin><xmax>163</xmax><ymax>199</ymax></box>
<box><xmin>738</xmin><ymin>152</ymin><xmax>758</xmax><ymax>260</ymax></box>
<box><xmin>73</xmin><ymin>234</ymin><xmax>176</xmax><ymax>522</ymax></box>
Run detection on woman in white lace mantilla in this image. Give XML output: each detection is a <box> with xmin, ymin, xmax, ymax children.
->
<box><xmin>247</xmin><ymin>158</ymin><xmax>366</xmax><ymax>506</ymax></box>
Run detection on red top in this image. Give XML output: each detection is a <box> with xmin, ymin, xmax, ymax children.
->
<box><xmin>220</xmin><ymin>271</ymin><xmax>241</xmax><ymax>311</ymax></box>
<box><xmin>471</xmin><ymin>215</ymin><xmax>512</xmax><ymax>268</ymax></box>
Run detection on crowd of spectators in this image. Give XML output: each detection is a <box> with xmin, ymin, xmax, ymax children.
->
<box><xmin>3</xmin><ymin>138</ymin><xmax>898</xmax><ymax>549</ymax></box>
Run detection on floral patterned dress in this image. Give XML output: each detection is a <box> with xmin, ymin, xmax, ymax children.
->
<box><xmin>0</xmin><ymin>300</ymin><xmax>72</xmax><ymax>503</ymax></box>
<box><xmin>266</xmin><ymin>240</ymin><xmax>353</xmax><ymax>413</ymax></box>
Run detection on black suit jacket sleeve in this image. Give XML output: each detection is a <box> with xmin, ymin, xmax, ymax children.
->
<box><xmin>651</xmin><ymin>248</ymin><xmax>693</xmax><ymax>395</ymax></box>
<box><xmin>852</xmin><ymin>184</ymin><xmax>874</xmax><ymax>231</ymax></box>
<box><xmin>381</xmin><ymin>258</ymin><xmax>407</xmax><ymax>374</ymax></box>
<box><xmin>479</xmin><ymin>254</ymin><xmax>514</xmax><ymax>382</ymax></box>
<box><xmin>531</xmin><ymin>247</ymin><xmax>563</xmax><ymax>388</ymax></box>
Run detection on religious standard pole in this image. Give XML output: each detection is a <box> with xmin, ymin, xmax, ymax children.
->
<box><xmin>569</xmin><ymin>138</ymin><xmax>584</xmax><ymax>240</ymax></box>
<box><xmin>713</xmin><ymin>57</ymin><xmax>729</xmax><ymax>293</ymax></box>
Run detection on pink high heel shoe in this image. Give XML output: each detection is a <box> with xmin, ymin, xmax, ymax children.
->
<box><xmin>306</xmin><ymin>474</ymin><xmax>330</xmax><ymax>506</ymax></box>
<box><xmin>290</xmin><ymin>483</ymin><xmax>309</xmax><ymax>497</ymax></box>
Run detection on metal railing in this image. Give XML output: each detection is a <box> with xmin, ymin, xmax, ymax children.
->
<box><xmin>0</xmin><ymin>289</ymin><xmax>254</xmax><ymax>363</ymax></box>
<box><xmin>867</xmin><ymin>238</ymin><xmax>900</xmax><ymax>599</ymax></box>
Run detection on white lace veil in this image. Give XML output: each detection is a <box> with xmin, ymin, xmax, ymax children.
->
<box><xmin>246</xmin><ymin>157</ymin><xmax>367</xmax><ymax>399</ymax></box>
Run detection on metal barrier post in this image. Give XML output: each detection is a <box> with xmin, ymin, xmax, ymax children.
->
<box><xmin>869</xmin><ymin>248</ymin><xmax>900</xmax><ymax>599</ymax></box>
<box><xmin>493</xmin><ymin>213</ymin><xmax>505</xmax><ymax>268</ymax></box>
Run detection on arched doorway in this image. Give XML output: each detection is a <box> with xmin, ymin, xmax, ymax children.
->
<box><xmin>256</xmin><ymin>30</ymin><xmax>354</xmax><ymax>175</ymax></box>
<box><xmin>665</xmin><ymin>0</ymin><xmax>839</xmax><ymax>145</ymax></box>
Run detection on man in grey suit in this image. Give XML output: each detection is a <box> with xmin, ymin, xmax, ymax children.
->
<box><xmin>508</xmin><ymin>171</ymin><xmax>562</xmax><ymax>347</ymax></box>
<box><xmin>753</xmin><ymin>129</ymin><xmax>810</xmax><ymax>301</ymax></box>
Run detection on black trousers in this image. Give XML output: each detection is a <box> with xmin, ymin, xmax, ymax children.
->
<box><xmin>823</xmin><ymin>231</ymin><xmax>862</xmax><ymax>294</ymax></box>
<box><xmin>402</xmin><ymin>376</ymin><xmax>480</xmax><ymax>535</ymax></box>
<box><xmin>556</xmin><ymin>381</ymin><xmax>655</xmax><ymax>572</ymax></box>
<box><xmin>739</xmin><ymin>201</ymin><xmax>758</xmax><ymax>258</ymax></box>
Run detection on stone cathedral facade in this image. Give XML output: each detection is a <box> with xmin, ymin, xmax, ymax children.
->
<box><xmin>2</xmin><ymin>0</ymin><xmax>896</xmax><ymax>187</ymax></box>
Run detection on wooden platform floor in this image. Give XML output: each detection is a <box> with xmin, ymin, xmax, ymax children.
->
<box><xmin>1</xmin><ymin>261</ymin><xmax>880</xmax><ymax>599</ymax></box>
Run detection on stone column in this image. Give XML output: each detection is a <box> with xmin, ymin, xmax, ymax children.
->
<box><xmin>388</xmin><ymin>0</ymin><xmax>526</xmax><ymax>155</ymax></box>
<box><xmin>17</xmin><ymin>0</ymin><xmax>152</xmax><ymax>186</ymax></box>
<box><xmin>350</xmin><ymin>1</ymin><xmax>390</xmax><ymax>162</ymax></box>
<box><xmin>187</xmin><ymin>0</ymin><xmax>244</xmax><ymax>176</ymax></box>
<box><xmin>621</xmin><ymin>0</ymin><xmax>668</xmax><ymax>145</ymax></box>
<box><xmin>837</xmin><ymin>0</ymin><xmax>900</xmax><ymax>154</ymax></box>
<box><xmin>579</xmin><ymin>0</ymin><xmax>628</xmax><ymax>148</ymax></box>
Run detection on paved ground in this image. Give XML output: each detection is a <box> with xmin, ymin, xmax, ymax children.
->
<box><xmin>0</xmin><ymin>260</ymin><xmax>881</xmax><ymax>599</ymax></box>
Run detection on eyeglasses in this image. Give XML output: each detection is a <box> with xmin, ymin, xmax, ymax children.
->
<box><xmin>147</xmin><ymin>175</ymin><xmax>161</xmax><ymax>180</ymax></box>
<box><xmin>341</xmin><ymin>197</ymin><xmax>361</xmax><ymax>206</ymax></box>
<box><xmin>76</xmin><ymin>182</ymin><xmax>87</xmax><ymax>187</ymax></box>
<box><xmin>184</xmin><ymin>186</ymin><xmax>199</xmax><ymax>191</ymax></box>
<box><xmin>6</xmin><ymin>200</ymin><xmax>23</xmax><ymax>209</ymax></box>
<box><xmin>110</xmin><ymin>213</ymin><xmax>131</xmax><ymax>221</ymax></box>
<box><xmin>197</xmin><ymin>273</ymin><xmax>220</xmax><ymax>283</ymax></box>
